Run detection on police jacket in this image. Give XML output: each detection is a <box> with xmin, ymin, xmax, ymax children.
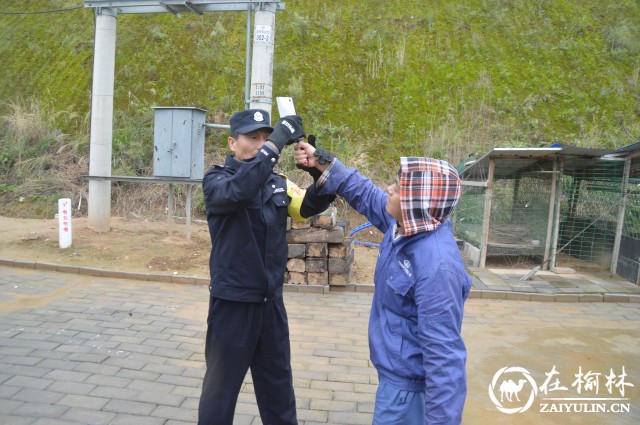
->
<box><xmin>202</xmin><ymin>147</ymin><xmax>335</xmax><ymax>303</ymax></box>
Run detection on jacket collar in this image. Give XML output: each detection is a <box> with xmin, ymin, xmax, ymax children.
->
<box><xmin>224</xmin><ymin>154</ymin><xmax>241</xmax><ymax>171</ymax></box>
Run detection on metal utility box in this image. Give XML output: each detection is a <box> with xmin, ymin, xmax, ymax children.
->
<box><xmin>153</xmin><ymin>107</ymin><xmax>207</xmax><ymax>179</ymax></box>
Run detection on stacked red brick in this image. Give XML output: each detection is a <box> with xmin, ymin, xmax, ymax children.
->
<box><xmin>285</xmin><ymin>207</ymin><xmax>354</xmax><ymax>286</ymax></box>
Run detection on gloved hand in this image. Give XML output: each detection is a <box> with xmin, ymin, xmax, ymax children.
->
<box><xmin>268</xmin><ymin>115</ymin><xmax>305</xmax><ymax>152</ymax></box>
<box><xmin>312</xmin><ymin>146</ymin><xmax>335</xmax><ymax>165</ymax></box>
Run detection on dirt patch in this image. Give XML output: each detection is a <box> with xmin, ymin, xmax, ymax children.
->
<box><xmin>0</xmin><ymin>212</ymin><xmax>382</xmax><ymax>283</ymax></box>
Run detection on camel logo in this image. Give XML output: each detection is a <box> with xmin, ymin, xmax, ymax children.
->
<box><xmin>488</xmin><ymin>366</ymin><xmax>538</xmax><ymax>414</ymax></box>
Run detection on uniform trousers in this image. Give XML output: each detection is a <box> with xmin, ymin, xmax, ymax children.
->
<box><xmin>198</xmin><ymin>296</ymin><xmax>297</xmax><ymax>425</ymax></box>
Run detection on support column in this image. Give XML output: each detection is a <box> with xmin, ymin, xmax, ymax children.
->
<box><xmin>88</xmin><ymin>8</ymin><xmax>117</xmax><ymax>232</ymax></box>
<box><xmin>549</xmin><ymin>159</ymin><xmax>564</xmax><ymax>270</ymax></box>
<box><xmin>249</xmin><ymin>3</ymin><xmax>277</xmax><ymax>121</ymax></box>
<box><xmin>611</xmin><ymin>159</ymin><xmax>630</xmax><ymax>274</ymax></box>
<box><xmin>479</xmin><ymin>159</ymin><xmax>495</xmax><ymax>268</ymax></box>
<box><xmin>543</xmin><ymin>159</ymin><xmax>558</xmax><ymax>270</ymax></box>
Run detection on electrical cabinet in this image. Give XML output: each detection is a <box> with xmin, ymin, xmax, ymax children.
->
<box><xmin>153</xmin><ymin>107</ymin><xmax>207</xmax><ymax>179</ymax></box>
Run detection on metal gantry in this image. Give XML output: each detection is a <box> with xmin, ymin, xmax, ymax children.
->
<box><xmin>82</xmin><ymin>1</ymin><xmax>285</xmax><ymax>232</ymax></box>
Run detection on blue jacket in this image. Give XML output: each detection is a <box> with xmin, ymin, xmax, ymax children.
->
<box><xmin>202</xmin><ymin>147</ymin><xmax>334</xmax><ymax>302</ymax></box>
<box><xmin>320</xmin><ymin>159</ymin><xmax>472</xmax><ymax>424</ymax></box>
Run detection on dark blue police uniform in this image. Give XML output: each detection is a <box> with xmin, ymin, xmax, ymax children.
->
<box><xmin>198</xmin><ymin>134</ymin><xmax>334</xmax><ymax>424</ymax></box>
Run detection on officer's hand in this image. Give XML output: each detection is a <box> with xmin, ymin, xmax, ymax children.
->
<box><xmin>268</xmin><ymin>115</ymin><xmax>305</xmax><ymax>152</ymax></box>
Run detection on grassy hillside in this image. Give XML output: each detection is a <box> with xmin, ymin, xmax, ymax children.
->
<box><xmin>0</xmin><ymin>0</ymin><xmax>639</xmax><ymax>216</ymax></box>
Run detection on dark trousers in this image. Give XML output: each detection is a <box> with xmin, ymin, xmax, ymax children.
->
<box><xmin>198</xmin><ymin>296</ymin><xmax>297</xmax><ymax>425</ymax></box>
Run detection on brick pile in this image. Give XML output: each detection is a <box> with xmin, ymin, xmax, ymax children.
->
<box><xmin>285</xmin><ymin>207</ymin><xmax>355</xmax><ymax>287</ymax></box>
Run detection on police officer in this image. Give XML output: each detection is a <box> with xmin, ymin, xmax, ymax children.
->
<box><xmin>198</xmin><ymin>109</ymin><xmax>335</xmax><ymax>425</ymax></box>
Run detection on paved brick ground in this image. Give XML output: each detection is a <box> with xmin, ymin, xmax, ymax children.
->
<box><xmin>1</xmin><ymin>266</ymin><xmax>639</xmax><ymax>424</ymax></box>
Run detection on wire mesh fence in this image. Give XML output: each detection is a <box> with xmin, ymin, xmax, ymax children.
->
<box><xmin>617</xmin><ymin>157</ymin><xmax>640</xmax><ymax>283</ymax></box>
<box><xmin>487</xmin><ymin>170</ymin><xmax>551</xmax><ymax>259</ymax></box>
<box><xmin>555</xmin><ymin>158</ymin><xmax>625</xmax><ymax>270</ymax></box>
<box><xmin>623</xmin><ymin>158</ymin><xmax>640</xmax><ymax>238</ymax></box>
<box><xmin>454</xmin><ymin>158</ymin><xmax>554</xmax><ymax>267</ymax></box>
<box><xmin>454</xmin><ymin>185</ymin><xmax>484</xmax><ymax>250</ymax></box>
<box><xmin>454</xmin><ymin>153</ymin><xmax>634</xmax><ymax>274</ymax></box>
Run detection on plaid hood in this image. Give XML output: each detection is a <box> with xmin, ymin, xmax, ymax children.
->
<box><xmin>399</xmin><ymin>157</ymin><xmax>462</xmax><ymax>236</ymax></box>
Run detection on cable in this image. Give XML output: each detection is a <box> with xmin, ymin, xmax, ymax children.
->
<box><xmin>0</xmin><ymin>6</ymin><xmax>83</xmax><ymax>15</ymax></box>
<box><xmin>349</xmin><ymin>222</ymin><xmax>381</xmax><ymax>248</ymax></box>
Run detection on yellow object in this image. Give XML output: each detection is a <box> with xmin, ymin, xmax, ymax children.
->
<box><xmin>286</xmin><ymin>179</ymin><xmax>306</xmax><ymax>222</ymax></box>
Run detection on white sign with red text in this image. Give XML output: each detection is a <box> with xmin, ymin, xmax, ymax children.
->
<box><xmin>58</xmin><ymin>198</ymin><xmax>72</xmax><ymax>248</ymax></box>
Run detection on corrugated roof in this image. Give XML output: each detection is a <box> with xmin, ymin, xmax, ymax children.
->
<box><xmin>460</xmin><ymin>146</ymin><xmax>622</xmax><ymax>180</ymax></box>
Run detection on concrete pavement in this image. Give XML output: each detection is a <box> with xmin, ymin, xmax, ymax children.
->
<box><xmin>1</xmin><ymin>265</ymin><xmax>639</xmax><ymax>424</ymax></box>
<box><xmin>468</xmin><ymin>266</ymin><xmax>640</xmax><ymax>302</ymax></box>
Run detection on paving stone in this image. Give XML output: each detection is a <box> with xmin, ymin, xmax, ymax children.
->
<box><xmin>43</xmin><ymin>369</ymin><xmax>90</xmax><ymax>383</ymax></box>
<box><xmin>328</xmin><ymin>411</ymin><xmax>373</xmax><ymax>424</ymax></box>
<box><xmin>47</xmin><ymin>380</ymin><xmax>96</xmax><ymax>396</ymax></box>
<box><xmin>3</xmin><ymin>375</ymin><xmax>53</xmax><ymax>390</ymax></box>
<box><xmin>127</xmin><ymin>380</ymin><xmax>175</xmax><ymax>394</ymax></box>
<box><xmin>132</xmin><ymin>391</ymin><xmax>185</xmax><ymax>407</ymax></box>
<box><xmin>108</xmin><ymin>415</ymin><xmax>166</xmax><ymax>425</ymax></box>
<box><xmin>1</xmin><ymin>265</ymin><xmax>640</xmax><ymax>425</ymax></box>
<box><xmin>0</xmin><ymin>399</ymin><xmax>23</xmax><ymax>415</ymax></box>
<box><xmin>89</xmin><ymin>385</ymin><xmax>138</xmax><ymax>400</ymax></box>
<box><xmin>151</xmin><ymin>405</ymin><xmax>197</xmax><ymax>422</ymax></box>
<box><xmin>0</xmin><ymin>414</ymin><xmax>35</xmax><ymax>424</ymax></box>
<box><xmin>12</xmin><ymin>388</ymin><xmax>65</xmax><ymax>404</ymax></box>
<box><xmin>59</xmin><ymin>407</ymin><xmax>115</xmax><ymax>424</ymax></box>
<box><xmin>156</xmin><ymin>373</ymin><xmax>201</xmax><ymax>388</ymax></box>
<box><xmin>103</xmin><ymin>399</ymin><xmax>157</xmax><ymax>415</ymax></box>
<box><xmin>297</xmin><ymin>408</ymin><xmax>329</xmax><ymax>422</ymax></box>
<box><xmin>11</xmin><ymin>402</ymin><xmax>69</xmax><ymax>419</ymax></box>
<box><xmin>58</xmin><ymin>393</ymin><xmax>109</xmax><ymax>410</ymax></box>
<box><xmin>4</xmin><ymin>364</ymin><xmax>50</xmax><ymax>378</ymax></box>
<box><xmin>84</xmin><ymin>374</ymin><xmax>131</xmax><ymax>388</ymax></box>
<box><xmin>310</xmin><ymin>399</ymin><xmax>357</xmax><ymax>412</ymax></box>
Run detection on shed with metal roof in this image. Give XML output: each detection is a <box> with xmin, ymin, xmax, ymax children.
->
<box><xmin>453</xmin><ymin>144</ymin><xmax>640</xmax><ymax>285</ymax></box>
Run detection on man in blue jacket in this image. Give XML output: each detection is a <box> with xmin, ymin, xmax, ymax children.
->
<box><xmin>294</xmin><ymin>142</ymin><xmax>472</xmax><ymax>424</ymax></box>
<box><xmin>198</xmin><ymin>110</ymin><xmax>335</xmax><ymax>425</ymax></box>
